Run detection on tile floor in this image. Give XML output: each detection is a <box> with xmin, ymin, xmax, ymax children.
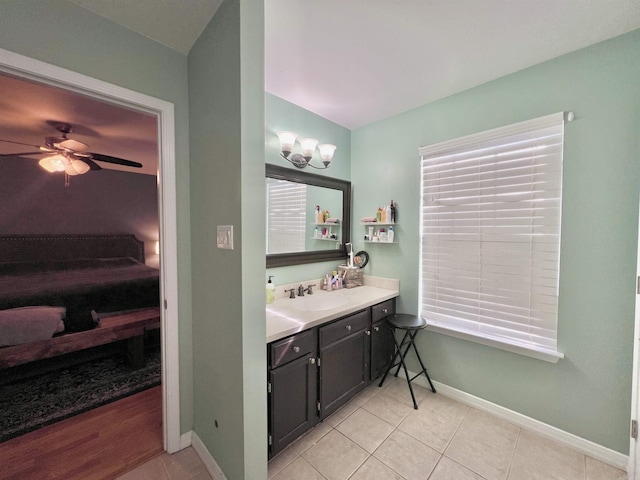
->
<box><xmin>117</xmin><ymin>377</ymin><xmax>628</xmax><ymax>480</ymax></box>
<box><xmin>268</xmin><ymin>377</ymin><xmax>628</xmax><ymax>480</ymax></box>
<box><xmin>116</xmin><ymin>446</ymin><xmax>213</xmax><ymax>480</ymax></box>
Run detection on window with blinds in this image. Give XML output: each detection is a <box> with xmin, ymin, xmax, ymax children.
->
<box><xmin>419</xmin><ymin>113</ymin><xmax>565</xmax><ymax>362</ymax></box>
<box><xmin>266</xmin><ymin>178</ymin><xmax>307</xmax><ymax>254</ymax></box>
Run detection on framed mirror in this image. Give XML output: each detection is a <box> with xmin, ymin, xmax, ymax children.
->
<box><xmin>266</xmin><ymin>164</ymin><xmax>351</xmax><ymax>267</ymax></box>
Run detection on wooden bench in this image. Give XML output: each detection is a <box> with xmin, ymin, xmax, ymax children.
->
<box><xmin>0</xmin><ymin>307</ymin><xmax>160</xmax><ymax>369</ymax></box>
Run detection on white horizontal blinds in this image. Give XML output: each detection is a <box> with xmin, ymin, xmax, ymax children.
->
<box><xmin>419</xmin><ymin>113</ymin><xmax>564</xmax><ymax>354</ymax></box>
<box><xmin>267</xmin><ymin>178</ymin><xmax>307</xmax><ymax>254</ymax></box>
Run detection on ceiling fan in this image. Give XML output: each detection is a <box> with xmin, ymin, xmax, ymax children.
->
<box><xmin>0</xmin><ymin>121</ymin><xmax>143</xmax><ymax>186</ymax></box>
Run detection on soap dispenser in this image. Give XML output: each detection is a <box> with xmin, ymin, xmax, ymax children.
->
<box><xmin>266</xmin><ymin>276</ymin><xmax>275</xmax><ymax>304</ymax></box>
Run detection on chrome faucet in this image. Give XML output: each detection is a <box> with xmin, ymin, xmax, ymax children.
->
<box><xmin>285</xmin><ymin>288</ymin><xmax>296</xmax><ymax>299</ymax></box>
<box><xmin>297</xmin><ymin>284</ymin><xmax>305</xmax><ymax>297</ymax></box>
<box><xmin>304</xmin><ymin>284</ymin><xmax>316</xmax><ymax>295</ymax></box>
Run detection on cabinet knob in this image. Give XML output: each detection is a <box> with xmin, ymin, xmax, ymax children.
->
<box><xmin>293</xmin><ymin>346</ymin><xmax>300</xmax><ymax>353</ymax></box>
<box><xmin>346</xmin><ymin>325</ymin><xmax>352</xmax><ymax>331</ymax></box>
<box><xmin>382</xmin><ymin>308</ymin><xmax>388</xmax><ymax>314</ymax></box>
<box><xmin>366</xmin><ymin>330</ymin><xmax>371</xmax><ymax>336</ymax></box>
<box><xmin>309</xmin><ymin>357</ymin><xmax>316</xmax><ymax>364</ymax></box>
<box><xmin>374</xmin><ymin>326</ymin><xmax>380</xmax><ymax>332</ymax></box>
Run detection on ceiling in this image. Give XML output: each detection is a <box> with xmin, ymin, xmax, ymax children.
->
<box><xmin>2</xmin><ymin>1</ymin><xmax>640</xmax><ymax>176</ymax></box>
<box><xmin>75</xmin><ymin>0</ymin><xmax>640</xmax><ymax>129</ymax></box>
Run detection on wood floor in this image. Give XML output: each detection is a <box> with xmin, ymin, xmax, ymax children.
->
<box><xmin>0</xmin><ymin>386</ymin><xmax>163</xmax><ymax>480</ymax></box>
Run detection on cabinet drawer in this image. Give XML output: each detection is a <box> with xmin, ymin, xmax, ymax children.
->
<box><xmin>270</xmin><ymin>330</ymin><xmax>316</xmax><ymax>368</ymax></box>
<box><xmin>319</xmin><ymin>310</ymin><xmax>370</xmax><ymax>348</ymax></box>
<box><xmin>371</xmin><ymin>299</ymin><xmax>396</xmax><ymax>323</ymax></box>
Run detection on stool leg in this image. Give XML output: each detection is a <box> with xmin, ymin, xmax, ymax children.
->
<box><xmin>393</xmin><ymin>330</ymin><xmax>413</xmax><ymax>378</ymax></box>
<box><xmin>397</xmin><ymin>346</ymin><xmax>419</xmax><ymax>409</ymax></box>
<box><xmin>409</xmin><ymin>331</ymin><xmax>436</xmax><ymax>393</ymax></box>
<box><xmin>379</xmin><ymin>327</ymin><xmax>401</xmax><ymax>387</ymax></box>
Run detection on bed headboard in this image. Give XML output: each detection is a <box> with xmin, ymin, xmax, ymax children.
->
<box><xmin>0</xmin><ymin>234</ymin><xmax>146</xmax><ymax>263</ymax></box>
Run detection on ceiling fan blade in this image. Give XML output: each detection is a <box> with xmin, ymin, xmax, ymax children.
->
<box><xmin>0</xmin><ymin>139</ymin><xmax>41</xmax><ymax>149</ymax></box>
<box><xmin>77</xmin><ymin>157</ymin><xmax>102</xmax><ymax>171</ymax></box>
<box><xmin>0</xmin><ymin>151</ymin><xmax>43</xmax><ymax>156</ymax></box>
<box><xmin>90</xmin><ymin>153</ymin><xmax>142</xmax><ymax>168</ymax></box>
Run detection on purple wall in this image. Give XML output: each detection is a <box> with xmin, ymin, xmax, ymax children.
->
<box><xmin>0</xmin><ymin>156</ymin><xmax>159</xmax><ymax>266</ymax></box>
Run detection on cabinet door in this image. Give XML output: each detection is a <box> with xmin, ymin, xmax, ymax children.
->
<box><xmin>371</xmin><ymin>319</ymin><xmax>395</xmax><ymax>380</ymax></box>
<box><xmin>269</xmin><ymin>354</ymin><xmax>317</xmax><ymax>458</ymax></box>
<box><xmin>319</xmin><ymin>330</ymin><xmax>370</xmax><ymax>418</ymax></box>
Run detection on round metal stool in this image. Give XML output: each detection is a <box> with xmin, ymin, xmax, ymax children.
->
<box><xmin>378</xmin><ymin>313</ymin><xmax>436</xmax><ymax>409</ymax></box>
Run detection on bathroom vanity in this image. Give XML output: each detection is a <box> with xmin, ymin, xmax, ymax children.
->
<box><xmin>266</xmin><ymin>279</ymin><xmax>399</xmax><ymax>458</ymax></box>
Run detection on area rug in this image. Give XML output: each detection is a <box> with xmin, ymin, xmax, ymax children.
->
<box><xmin>0</xmin><ymin>348</ymin><xmax>160</xmax><ymax>442</ymax></box>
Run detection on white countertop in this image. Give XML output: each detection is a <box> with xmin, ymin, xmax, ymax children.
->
<box><xmin>266</xmin><ymin>276</ymin><xmax>400</xmax><ymax>343</ymax></box>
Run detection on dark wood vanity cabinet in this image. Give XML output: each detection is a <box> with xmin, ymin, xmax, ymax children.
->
<box><xmin>318</xmin><ymin>309</ymin><xmax>370</xmax><ymax>418</ymax></box>
<box><xmin>370</xmin><ymin>299</ymin><xmax>396</xmax><ymax>380</ymax></box>
<box><xmin>268</xmin><ymin>329</ymin><xmax>317</xmax><ymax>458</ymax></box>
<box><xmin>267</xmin><ymin>297</ymin><xmax>396</xmax><ymax>458</ymax></box>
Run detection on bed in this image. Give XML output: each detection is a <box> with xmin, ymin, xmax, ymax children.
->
<box><xmin>0</xmin><ymin>234</ymin><xmax>161</xmax><ymax>367</ymax></box>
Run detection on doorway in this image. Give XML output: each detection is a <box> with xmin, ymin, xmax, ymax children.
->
<box><xmin>0</xmin><ymin>47</ymin><xmax>181</xmax><ymax>453</ymax></box>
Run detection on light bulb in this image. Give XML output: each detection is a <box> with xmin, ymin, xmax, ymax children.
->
<box><xmin>276</xmin><ymin>131</ymin><xmax>297</xmax><ymax>156</ymax></box>
<box><xmin>39</xmin><ymin>155</ymin><xmax>66</xmax><ymax>172</ymax></box>
<box><xmin>299</xmin><ymin>138</ymin><xmax>318</xmax><ymax>159</ymax></box>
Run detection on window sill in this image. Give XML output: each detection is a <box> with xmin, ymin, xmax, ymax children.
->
<box><xmin>425</xmin><ymin>324</ymin><xmax>564</xmax><ymax>364</ymax></box>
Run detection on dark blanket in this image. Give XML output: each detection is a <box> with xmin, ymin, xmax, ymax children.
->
<box><xmin>0</xmin><ymin>257</ymin><xmax>159</xmax><ymax>332</ymax></box>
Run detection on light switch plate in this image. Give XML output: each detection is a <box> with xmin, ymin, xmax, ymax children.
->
<box><xmin>217</xmin><ymin>225</ymin><xmax>234</xmax><ymax>250</ymax></box>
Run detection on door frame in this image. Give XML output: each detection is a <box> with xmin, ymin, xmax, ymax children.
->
<box><xmin>0</xmin><ymin>47</ymin><xmax>181</xmax><ymax>453</ymax></box>
<box><xmin>630</xmin><ymin>192</ymin><xmax>640</xmax><ymax>478</ymax></box>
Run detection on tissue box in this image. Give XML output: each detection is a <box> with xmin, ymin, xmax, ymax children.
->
<box><xmin>338</xmin><ymin>265</ymin><xmax>363</xmax><ymax>288</ymax></box>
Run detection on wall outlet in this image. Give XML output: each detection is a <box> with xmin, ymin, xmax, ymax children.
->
<box><xmin>217</xmin><ymin>225</ymin><xmax>234</xmax><ymax>250</ymax></box>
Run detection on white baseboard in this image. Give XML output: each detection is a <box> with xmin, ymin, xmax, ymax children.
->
<box><xmin>180</xmin><ymin>431</ymin><xmax>192</xmax><ymax>450</ymax></box>
<box><xmin>404</xmin><ymin>371</ymin><xmax>628</xmax><ymax>470</ymax></box>
<box><xmin>191</xmin><ymin>431</ymin><xmax>228</xmax><ymax>480</ymax></box>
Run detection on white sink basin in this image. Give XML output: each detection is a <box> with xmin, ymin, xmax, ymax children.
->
<box><xmin>290</xmin><ymin>294</ymin><xmax>349</xmax><ymax>312</ymax></box>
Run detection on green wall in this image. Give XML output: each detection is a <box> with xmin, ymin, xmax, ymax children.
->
<box><xmin>189</xmin><ymin>1</ymin><xmax>266</xmax><ymax>478</ymax></box>
<box><xmin>0</xmin><ymin>0</ymin><xmax>194</xmax><ymax>434</ymax></box>
<box><xmin>265</xmin><ymin>93</ymin><xmax>352</xmax><ymax>285</ymax></box>
<box><xmin>351</xmin><ymin>29</ymin><xmax>640</xmax><ymax>454</ymax></box>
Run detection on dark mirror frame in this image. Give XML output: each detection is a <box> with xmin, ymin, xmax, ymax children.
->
<box><xmin>266</xmin><ymin>164</ymin><xmax>351</xmax><ymax>268</ymax></box>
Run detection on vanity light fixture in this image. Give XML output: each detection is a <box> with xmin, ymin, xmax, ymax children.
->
<box><xmin>277</xmin><ymin>131</ymin><xmax>336</xmax><ymax>169</ymax></box>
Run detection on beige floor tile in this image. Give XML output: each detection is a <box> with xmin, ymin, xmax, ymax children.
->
<box><xmin>373</xmin><ymin>430</ymin><xmax>440</xmax><ymax>480</ymax></box>
<box><xmin>350</xmin><ymin>456</ymin><xmax>405</xmax><ymax>480</ymax></box>
<box><xmin>352</xmin><ymin>382</ymin><xmax>384</xmax><ymax>407</ymax></box>
<box><xmin>289</xmin><ymin>421</ymin><xmax>332</xmax><ymax>455</ymax></box>
<box><xmin>515</xmin><ymin>430</ymin><xmax>585</xmax><ymax>479</ymax></box>
<box><xmin>419</xmin><ymin>391</ymin><xmax>470</xmax><ymax>425</ymax></box>
<box><xmin>508</xmin><ymin>453</ymin><xmax>569</xmax><ymax>480</ymax></box>
<box><xmin>302</xmin><ymin>429</ymin><xmax>369</xmax><ymax>480</ymax></box>
<box><xmin>362</xmin><ymin>391</ymin><xmax>413</xmax><ymax>426</ymax></box>
<box><xmin>460</xmin><ymin>409</ymin><xmax>520</xmax><ymax>451</ymax></box>
<box><xmin>586</xmin><ymin>457</ymin><xmax>627</xmax><ymax>480</ymax></box>
<box><xmin>336</xmin><ymin>407</ymin><xmax>395</xmax><ymax>453</ymax></box>
<box><xmin>162</xmin><ymin>447</ymin><xmax>208</xmax><ymax>479</ymax></box>
<box><xmin>381</xmin><ymin>376</ymin><xmax>430</xmax><ymax>408</ymax></box>
<box><xmin>190</xmin><ymin>470</ymin><xmax>213</xmax><ymax>480</ymax></box>
<box><xmin>430</xmin><ymin>456</ymin><xmax>485</xmax><ymax>480</ymax></box>
<box><xmin>325</xmin><ymin>400</ymin><xmax>359</xmax><ymax>427</ymax></box>
<box><xmin>398</xmin><ymin>407</ymin><xmax>459</xmax><ymax>453</ymax></box>
<box><xmin>444</xmin><ymin>413</ymin><xmax>517</xmax><ymax>480</ymax></box>
<box><xmin>271</xmin><ymin>456</ymin><xmax>326</xmax><ymax>480</ymax></box>
<box><xmin>268</xmin><ymin>446</ymin><xmax>299</xmax><ymax>479</ymax></box>
<box><xmin>116</xmin><ymin>455</ymin><xmax>169</xmax><ymax>480</ymax></box>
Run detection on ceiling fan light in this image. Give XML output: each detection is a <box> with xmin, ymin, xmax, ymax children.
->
<box><xmin>69</xmin><ymin>160</ymin><xmax>90</xmax><ymax>175</ymax></box>
<box><xmin>64</xmin><ymin>163</ymin><xmax>82</xmax><ymax>176</ymax></box>
<box><xmin>59</xmin><ymin>138</ymin><xmax>89</xmax><ymax>152</ymax></box>
<box><xmin>39</xmin><ymin>155</ymin><xmax>65</xmax><ymax>173</ymax></box>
